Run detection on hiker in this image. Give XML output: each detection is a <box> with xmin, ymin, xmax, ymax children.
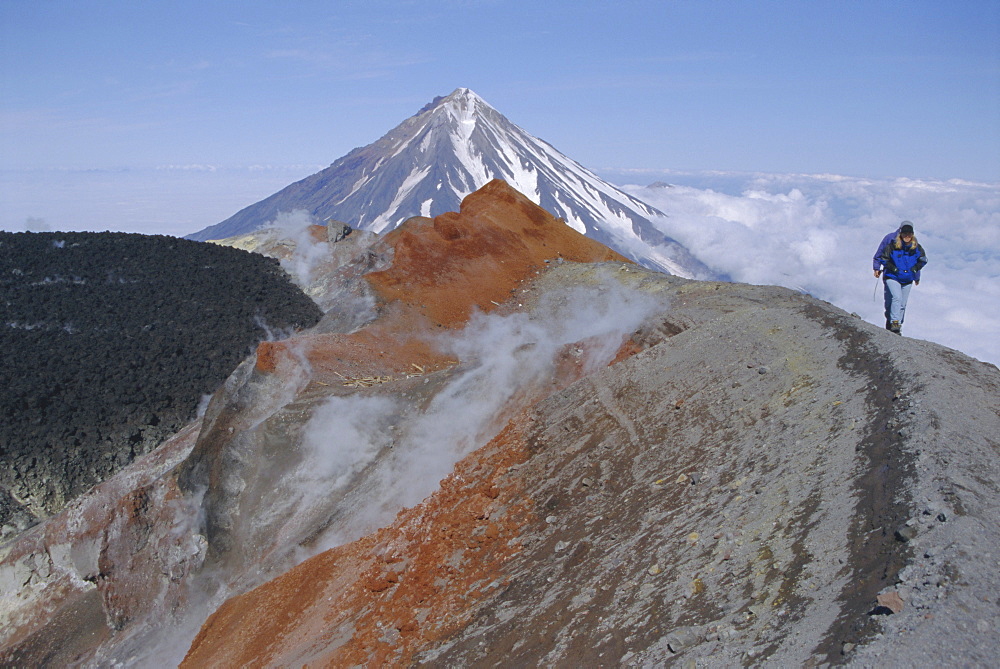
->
<box><xmin>873</xmin><ymin>221</ymin><xmax>927</xmax><ymax>335</ymax></box>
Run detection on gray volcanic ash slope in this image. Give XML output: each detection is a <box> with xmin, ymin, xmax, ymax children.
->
<box><xmin>187</xmin><ymin>88</ymin><xmax>709</xmax><ymax>278</ymax></box>
<box><xmin>2</xmin><ymin>187</ymin><xmax>998</xmax><ymax>667</ymax></box>
<box><xmin>0</xmin><ymin>232</ymin><xmax>322</xmax><ymax>534</ymax></box>
<box><xmin>183</xmin><ymin>265</ymin><xmax>1000</xmax><ymax>668</ymax></box>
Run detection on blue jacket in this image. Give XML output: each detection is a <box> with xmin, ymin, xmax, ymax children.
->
<box><xmin>873</xmin><ymin>229</ymin><xmax>927</xmax><ymax>284</ymax></box>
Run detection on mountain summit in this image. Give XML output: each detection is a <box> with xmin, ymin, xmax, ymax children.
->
<box><xmin>187</xmin><ymin>88</ymin><xmax>709</xmax><ymax>278</ymax></box>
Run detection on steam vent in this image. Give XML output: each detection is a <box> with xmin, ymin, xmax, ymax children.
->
<box><xmin>2</xmin><ymin>181</ymin><xmax>999</xmax><ymax>667</ymax></box>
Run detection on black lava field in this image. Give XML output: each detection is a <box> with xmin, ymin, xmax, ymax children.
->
<box><xmin>0</xmin><ymin>231</ymin><xmax>322</xmax><ymax>535</ymax></box>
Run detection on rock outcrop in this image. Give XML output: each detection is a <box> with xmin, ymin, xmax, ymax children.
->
<box><xmin>2</xmin><ymin>181</ymin><xmax>998</xmax><ymax>667</ymax></box>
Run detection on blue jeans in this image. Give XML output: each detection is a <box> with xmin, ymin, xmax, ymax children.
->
<box><xmin>883</xmin><ymin>278</ymin><xmax>912</xmax><ymax>325</ymax></box>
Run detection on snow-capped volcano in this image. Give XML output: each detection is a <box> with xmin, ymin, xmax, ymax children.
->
<box><xmin>188</xmin><ymin>88</ymin><xmax>709</xmax><ymax>278</ymax></box>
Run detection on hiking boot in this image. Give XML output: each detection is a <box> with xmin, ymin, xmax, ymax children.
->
<box><xmin>890</xmin><ymin>321</ymin><xmax>902</xmax><ymax>334</ymax></box>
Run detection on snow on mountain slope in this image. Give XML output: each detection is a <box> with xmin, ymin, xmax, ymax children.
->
<box><xmin>187</xmin><ymin>88</ymin><xmax>711</xmax><ymax>279</ymax></box>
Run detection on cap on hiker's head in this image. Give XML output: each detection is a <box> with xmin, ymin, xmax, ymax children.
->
<box><xmin>900</xmin><ymin>222</ymin><xmax>914</xmax><ymax>235</ymax></box>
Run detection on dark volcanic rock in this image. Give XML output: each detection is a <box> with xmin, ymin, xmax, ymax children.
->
<box><xmin>0</xmin><ymin>232</ymin><xmax>322</xmax><ymax>534</ymax></box>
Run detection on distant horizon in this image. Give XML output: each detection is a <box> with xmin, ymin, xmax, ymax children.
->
<box><xmin>4</xmin><ymin>161</ymin><xmax>997</xmax><ymax>239</ymax></box>
<box><xmin>8</xmin><ymin>160</ymin><xmax>1000</xmax><ymax>183</ymax></box>
<box><xmin>2</xmin><ymin>161</ymin><xmax>996</xmax><ymax>371</ymax></box>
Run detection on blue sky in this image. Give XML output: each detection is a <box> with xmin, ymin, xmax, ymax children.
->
<box><xmin>2</xmin><ymin>0</ymin><xmax>998</xmax><ymax>180</ymax></box>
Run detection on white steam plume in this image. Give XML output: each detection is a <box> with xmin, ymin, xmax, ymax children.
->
<box><xmin>268</xmin><ymin>209</ymin><xmax>329</xmax><ymax>286</ymax></box>
<box><xmin>284</xmin><ymin>274</ymin><xmax>669</xmax><ymax>554</ymax></box>
<box><xmin>25</xmin><ymin>216</ymin><xmax>50</xmax><ymax>232</ymax></box>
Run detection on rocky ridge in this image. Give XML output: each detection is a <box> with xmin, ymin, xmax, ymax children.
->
<box><xmin>1</xmin><ymin>181</ymin><xmax>997</xmax><ymax>666</ymax></box>
<box><xmin>183</xmin><ymin>268</ymin><xmax>1000</xmax><ymax>667</ymax></box>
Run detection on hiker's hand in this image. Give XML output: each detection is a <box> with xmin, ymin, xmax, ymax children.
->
<box><xmin>915</xmin><ymin>280</ymin><xmax>919</xmax><ymax>286</ymax></box>
<box><xmin>874</xmin><ymin>270</ymin><xmax>881</xmax><ymax>278</ymax></box>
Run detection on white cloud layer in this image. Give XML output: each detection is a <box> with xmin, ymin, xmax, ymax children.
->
<box><xmin>4</xmin><ymin>165</ymin><xmax>996</xmax><ymax>367</ymax></box>
<box><xmin>620</xmin><ymin>172</ymin><xmax>1000</xmax><ymax>367</ymax></box>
